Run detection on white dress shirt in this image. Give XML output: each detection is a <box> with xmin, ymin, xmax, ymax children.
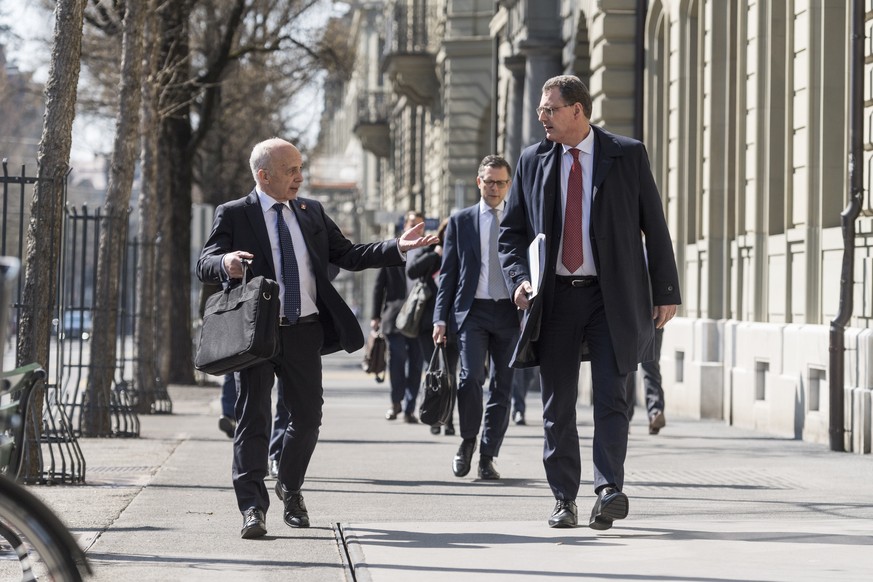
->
<box><xmin>475</xmin><ymin>198</ymin><xmax>506</xmax><ymax>299</ymax></box>
<box><xmin>257</xmin><ymin>189</ymin><xmax>318</xmax><ymax>318</ymax></box>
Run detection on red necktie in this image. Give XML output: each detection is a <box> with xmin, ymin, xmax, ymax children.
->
<box><xmin>561</xmin><ymin>148</ymin><xmax>584</xmax><ymax>272</ymax></box>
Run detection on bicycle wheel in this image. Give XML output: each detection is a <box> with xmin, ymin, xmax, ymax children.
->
<box><xmin>0</xmin><ymin>475</ymin><xmax>90</xmax><ymax>581</ymax></box>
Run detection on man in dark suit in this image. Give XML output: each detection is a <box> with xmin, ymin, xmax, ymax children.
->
<box><xmin>499</xmin><ymin>75</ymin><xmax>681</xmax><ymax>531</ymax></box>
<box><xmin>433</xmin><ymin>155</ymin><xmax>519</xmax><ymax>481</ymax></box>
<box><xmin>370</xmin><ymin>211</ymin><xmax>426</xmax><ymax>423</ymax></box>
<box><xmin>197</xmin><ymin>138</ymin><xmax>437</xmax><ymax>539</ymax></box>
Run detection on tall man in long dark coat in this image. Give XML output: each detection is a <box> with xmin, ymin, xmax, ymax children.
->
<box><xmin>499</xmin><ymin>76</ymin><xmax>681</xmax><ymax>531</ymax></box>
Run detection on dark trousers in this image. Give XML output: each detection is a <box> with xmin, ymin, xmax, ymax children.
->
<box><xmin>537</xmin><ymin>282</ymin><xmax>629</xmax><ymax>501</ymax></box>
<box><xmin>456</xmin><ymin>299</ymin><xmax>518</xmax><ymax>457</ymax></box>
<box><xmin>386</xmin><ymin>332</ymin><xmax>423</xmax><ymax>414</ymax></box>
<box><xmin>226</xmin><ymin>372</ymin><xmax>287</xmax><ymax>461</ymax></box>
<box><xmin>233</xmin><ymin>321</ymin><xmax>324</xmax><ymax>514</ymax></box>
<box><xmin>626</xmin><ymin>326</ymin><xmax>664</xmax><ymax>420</ymax></box>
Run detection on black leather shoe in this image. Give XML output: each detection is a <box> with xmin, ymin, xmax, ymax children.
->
<box><xmin>513</xmin><ymin>410</ymin><xmax>526</xmax><ymax>425</ymax></box>
<box><xmin>275</xmin><ymin>482</ymin><xmax>310</xmax><ymax>528</ymax></box>
<box><xmin>477</xmin><ymin>458</ymin><xmax>500</xmax><ymax>480</ymax></box>
<box><xmin>240</xmin><ymin>508</ymin><xmax>266</xmax><ymax>539</ymax></box>
<box><xmin>452</xmin><ymin>439</ymin><xmax>476</xmax><ymax>477</ymax></box>
<box><xmin>269</xmin><ymin>458</ymin><xmax>279</xmax><ymax>479</ymax></box>
<box><xmin>430</xmin><ymin>424</ymin><xmax>441</xmax><ymax>435</ymax></box>
<box><xmin>444</xmin><ymin>424</ymin><xmax>455</xmax><ymax>436</ymax></box>
<box><xmin>218</xmin><ymin>415</ymin><xmax>235</xmax><ymax>439</ymax></box>
<box><xmin>548</xmin><ymin>500</ymin><xmax>578</xmax><ymax>528</ymax></box>
<box><xmin>649</xmin><ymin>410</ymin><xmax>666</xmax><ymax>435</ymax></box>
<box><xmin>589</xmin><ymin>486</ymin><xmax>629</xmax><ymax>530</ymax></box>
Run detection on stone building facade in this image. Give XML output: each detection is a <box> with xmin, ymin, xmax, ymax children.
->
<box><xmin>314</xmin><ymin>0</ymin><xmax>873</xmax><ymax>452</ymax></box>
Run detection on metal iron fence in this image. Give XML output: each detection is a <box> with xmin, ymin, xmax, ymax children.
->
<box><xmin>1</xmin><ymin>160</ymin><xmax>171</xmax><ymax>483</ymax></box>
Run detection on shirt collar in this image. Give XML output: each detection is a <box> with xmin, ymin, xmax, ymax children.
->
<box><xmin>256</xmin><ymin>187</ymin><xmax>287</xmax><ymax>214</ymax></box>
<box><xmin>562</xmin><ymin>128</ymin><xmax>594</xmax><ymax>157</ymax></box>
<box><xmin>479</xmin><ymin>198</ymin><xmax>505</xmax><ymax>215</ymax></box>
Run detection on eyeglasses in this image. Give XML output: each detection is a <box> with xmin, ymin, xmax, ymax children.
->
<box><xmin>481</xmin><ymin>179</ymin><xmax>510</xmax><ymax>188</ymax></box>
<box><xmin>536</xmin><ymin>104</ymin><xmax>572</xmax><ymax>117</ymax></box>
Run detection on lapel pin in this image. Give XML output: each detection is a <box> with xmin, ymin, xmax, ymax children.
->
<box><xmin>299</xmin><ymin>202</ymin><xmax>307</xmax><ymax>210</ymax></box>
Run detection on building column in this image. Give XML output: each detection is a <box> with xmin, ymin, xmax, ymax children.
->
<box><xmin>503</xmin><ymin>54</ymin><xmax>526</xmax><ymax>165</ymax></box>
<box><xmin>520</xmin><ymin>44</ymin><xmax>563</xmax><ymax>146</ymax></box>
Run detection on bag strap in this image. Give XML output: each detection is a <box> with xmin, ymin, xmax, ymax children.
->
<box><xmin>429</xmin><ymin>341</ymin><xmax>443</xmax><ymax>371</ymax></box>
<box><xmin>375</xmin><ymin>332</ymin><xmax>386</xmax><ymax>383</ymax></box>
<box><xmin>240</xmin><ymin>258</ymin><xmax>253</xmax><ymax>284</ymax></box>
<box><xmin>223</xmin><ymin>258</ymin><xmax>253</xmax><ymax>296</ymax></box>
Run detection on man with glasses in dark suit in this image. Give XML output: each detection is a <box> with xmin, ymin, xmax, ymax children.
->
<box><xmin>433</xmin><ymin>155</ymin><xmax>518</xmax><ymax>481</ymax></box>
<box><xmin>499</xmin><ymin>76</ymin><xmax>681</xmax><ymax>531</ymax></box>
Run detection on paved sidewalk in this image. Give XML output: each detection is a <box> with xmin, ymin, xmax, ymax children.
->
<box><xmin>15</xmin><ymin>351</ymin><xmax>873</xmax><ymax>581</ymax></box>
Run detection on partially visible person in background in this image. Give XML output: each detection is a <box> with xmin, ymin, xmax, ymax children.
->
<box><xmin>218</xmin><ymin>372</ymin><xmax>238</xmax><ymax>438</ymax></box>
<box><xmin>626</xmin><ymin>327</ymin><xmax>665</xmax><ymax>434</ymax></box>
<box><xmin>268</xmin><ymin>381</ymin><xmax>290</xmax><ymax>476</ymax></box>
<box><xmin>371</xmin><ymin>211</ymin><xmax>427</xmax><ymax>423</ymax></box>
<box><xmin>511</xmin><ymin>366</ymin><xmax>539</xmax><ymax>426</ymax></box>
<box><xmin>408</xmin><ymin>217</ymin><xmax>457</xmax><ymax>436</ymax></box>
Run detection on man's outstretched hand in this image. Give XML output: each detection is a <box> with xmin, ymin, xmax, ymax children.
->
<box><xmin>398</xmin><ymin>221</ymin><xmax>440</xmax><ymax>253</ymax></box>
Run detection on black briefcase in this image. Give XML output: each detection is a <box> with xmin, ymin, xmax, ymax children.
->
<box><xmin>194</xmin><ymin>265</ymin><xmax>280</xmax><ymax>376</ymax></box>
<box><xmin>361</xmin><ymin>330</ymin><xmax>387</xmax><ymax>383</ymax></box>
<box><xmin>418</xmin><ymin>343</ymin><xmax>455</xmax><ymax>426</ymax></box>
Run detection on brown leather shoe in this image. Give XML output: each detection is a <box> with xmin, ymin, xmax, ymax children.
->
<box><xmin>648</xmin><ymin>410</ymin><xmax>666</xmax><ymax>435</ymax></box>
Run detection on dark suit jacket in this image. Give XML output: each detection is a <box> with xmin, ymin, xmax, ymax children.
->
<box><xmin>197</xmin><ymin>190</ymin><xmax>403</xmax><ymax>354</ymax></box>
<box><xmin>433</xmin><ymin>204</ymin><xmax>487</xmax><ymax>335</ymax></box>
<box><xmin>406</xmin><ymin>244</ymin><xmax>440</xmax><ymax>337</ymax></box>
<box><xmin>370</xmin><ymin>265</ymin><xmax>409</xmax><ymax>335</ymax></box>
<box><xmin>500</xmin><ymin>126</ymin><xmax>682</xmax><ymax>372</ymax></box>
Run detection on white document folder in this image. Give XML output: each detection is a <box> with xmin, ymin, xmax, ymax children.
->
<box><xmin>528</xmin><ymin>233</ymin><xmax>546</xmax><ymax>298</ymax></box>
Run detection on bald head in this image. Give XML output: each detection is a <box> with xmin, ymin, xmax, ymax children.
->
<box><xmin>250</xmin><ymin>138</ymin><xmax>304</xmax><ymax>201</ymax></box>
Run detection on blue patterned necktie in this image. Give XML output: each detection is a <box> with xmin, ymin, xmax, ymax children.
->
<box><xmin>488</xmin><ymin>208</ymin><xmax>508</xmax><ymax>299</ymax></box>
<box><xmin>273</xmin><ymin>203</ymin><xmax>301</xmax><ymax>323</ymax></box>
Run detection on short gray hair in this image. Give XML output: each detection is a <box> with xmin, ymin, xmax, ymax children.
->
<box><xmin>249</xmin><ymin>137</ymin><xmax>283</xmax><ymax>183</ymax></box>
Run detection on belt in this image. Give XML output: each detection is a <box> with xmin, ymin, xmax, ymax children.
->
<box><xmin>556</xmin><ymin>275</ymin><xmax>598</xmax><ymax>288</ymax></box>
<box><xmin>279</xmin><ymin>313</ymin><xmax>319</xmax><ymax>327</ymax></box>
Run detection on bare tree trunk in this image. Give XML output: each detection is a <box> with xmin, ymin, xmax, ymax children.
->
<box><xmin>135</xmin><ymin>0</ymin><xmax>162</xmax><ymax>414</ymax></box>
<box><xmin>163</xmin><ymin>123</ymin><xmax>195</xmax><ymax>385</ymax></box>
<box><xmin>83</xmin><ymin>0</ymin><xmax>146</xmax><ymax>436</ymax></box>
<box><xmin>156</xmin><ymin>0</ymin><xmax>195</xmax><ymax>385</ymax></box>
<box><xmin>17</xmin><ymin>0</ymin><xmax>85</xmax><ymax>478</ymax></box>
